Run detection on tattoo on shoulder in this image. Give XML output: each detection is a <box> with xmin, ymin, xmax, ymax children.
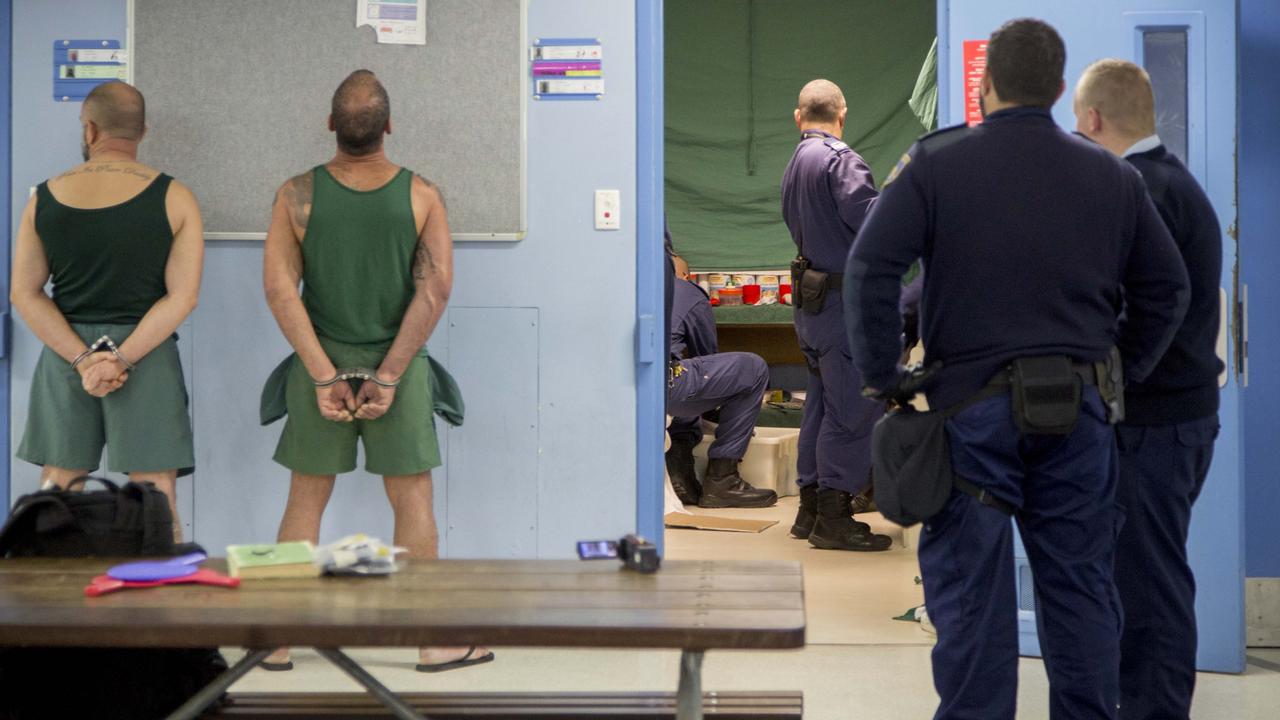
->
<box><xmin>283</xmin><ymin>172</ymin><xmax>314</xmax><ymax>229</ymax></box>
<box><xmin>415</xmin><ymin>174</ymin><xmax>447</xmax><ymax>211</ymax></box>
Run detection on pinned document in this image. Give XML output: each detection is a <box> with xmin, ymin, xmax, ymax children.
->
<box><xmin>357</xmin><ymin>0</ymin><xmax>427</xmax><ymax>45</ymax></box>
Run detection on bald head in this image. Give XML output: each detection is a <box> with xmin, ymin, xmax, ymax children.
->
<box><xmin>83</xmin><ymin>81</ymin><xmax>146</xmax><ymax>141</ymax></box>
<box><xmin>1075</xmin><ymin>59</ymin><xmax>1156</xmax><ymax>139</ymax></box>
<box><xmin>331</xmin><ymin>70</ymin><xmax>391</xmax><ymax>156</ymax></box>
<box><xmin>796</xmin><ymin>79</ymin><xmax>846</xmax><ymax>125</ymax></box>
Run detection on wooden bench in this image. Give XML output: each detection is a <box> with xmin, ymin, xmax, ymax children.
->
<box><xmin>0</xmin><ymin>558</ymin><xmax>805</xmax><ymax>720</ymax></box>
<box><xmin>209</xmin><ymin>691</ymin><xmax>803</xmax><ymax>718</ymax></box>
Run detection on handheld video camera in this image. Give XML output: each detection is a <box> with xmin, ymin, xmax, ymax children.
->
<box><xmin>576</xmin><ymin>534</ymin><xmax>661</xmax><ymax>574</ymax></box>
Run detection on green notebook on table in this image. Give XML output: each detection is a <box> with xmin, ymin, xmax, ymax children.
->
<box><xmin>226</xmin><ymin>541</ymin><xmax>320</xmax><ymax>579</ymax></box>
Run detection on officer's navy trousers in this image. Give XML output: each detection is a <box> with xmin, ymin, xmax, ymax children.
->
<box><xmin>666</xmin><ymin>352</ymin><xmax>768</xmax><ymax>460</ymax></box>
<box><xmin>1115</xmin><ymin>414</ymin><xmax>1217</xmax><ymax>720</ymax></box>
<box><xmin>920</xmin><ymin>391</ymin><xmax>1122</xmax><ymax>720</ymax></box>
<box><xmin>794</xmin><ymin>294</ymin><xmax>882</xmax><ymax>495</ymax></box>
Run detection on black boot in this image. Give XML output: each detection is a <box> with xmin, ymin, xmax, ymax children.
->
<box><xmin>791</xmin><ymin>484</ymin><xmax>818</xmax><ymax>539</ymax></box>
<box><xmin>698</xmin><ymin>458</ymin><xmax>778</xmax><ymax>508</ymax></box>
<box><xmin>665</xmin><ymin>437</ymin><xmax>701</xmax><ymax>506</ymax></box>
<box><xmin>808</xmin><ymin>488</ymin><xmax>892</xmax><ymax>552</ymax></box>
<box><xmin>851</xmin><ymin>486</ymin><xmax>878</xmax><ymax>515</ymax></box>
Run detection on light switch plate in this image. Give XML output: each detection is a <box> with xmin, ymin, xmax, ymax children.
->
<box><xmin>594</xmin><ymin>189</ymin><xmax>620</xmax><ymax>230</ymax></box>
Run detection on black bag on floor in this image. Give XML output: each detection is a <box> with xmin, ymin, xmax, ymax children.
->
<box><xmin>0</xmin><ymin>477</ymin><xmax>227</xmax><ymax>720</ymax></box>
<box><xmin>0</xmin><ymin>476</ymin><xmax>180</xmax><ymax>557</ymax></box>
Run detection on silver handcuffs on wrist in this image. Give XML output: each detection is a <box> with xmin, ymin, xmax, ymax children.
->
<box><xmin>314</xmin><ymin>367</ymin><xmax>400</xmax><ymax>389</ymax></box>
<box><xmin>70</xmin><ymin>336</ymin><xmax>136</xmax><ymax>372</ymax></box>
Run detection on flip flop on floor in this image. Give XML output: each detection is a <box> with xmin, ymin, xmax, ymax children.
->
<box><xmin>415</xmin><ymin>646</ymin><xmax>495</xmax><ymax>673</ymax></box>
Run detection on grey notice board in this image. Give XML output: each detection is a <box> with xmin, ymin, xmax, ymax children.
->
<box><xmin>131</xmin><ymin>0</ymin><xmax>526</xmax><ymax>241</ymax></box>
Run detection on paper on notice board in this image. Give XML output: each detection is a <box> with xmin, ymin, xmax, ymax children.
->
<box><xmin>357</xmin><ymin>0</ymin><xmax>426</xmax><ymax>45</ymax></box>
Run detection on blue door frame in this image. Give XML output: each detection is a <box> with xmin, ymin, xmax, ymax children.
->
<box><xmin>635</xmin><ymin>0</ymin><xmax>665</xmax><ymax>549</ymax></box>
<box><xmin>0</xmin><ymin>0</ymin><xmax>12</xmax><ymax>516</ymax></box>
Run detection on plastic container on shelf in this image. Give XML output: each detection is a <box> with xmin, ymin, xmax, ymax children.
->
<box><xmin>718</xmin><ymin>287</ymin><xmax>744</xmax><ymax>306</ymax></box>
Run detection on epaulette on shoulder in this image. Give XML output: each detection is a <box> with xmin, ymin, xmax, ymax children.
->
<box><xmin>823</xmin><ymin>138</ymin><xmax>852</xmax><ymax>155</ymax></box>
<box><xmin>917</xmin><ymin>122</ymin><xmax>972</xmax><ymax>153</ymax></box>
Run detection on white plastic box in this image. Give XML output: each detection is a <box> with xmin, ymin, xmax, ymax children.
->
<box><xmin>690</xmin><ymin>426</ymin><xmax>801</xmax><ymax>497</ymax></box>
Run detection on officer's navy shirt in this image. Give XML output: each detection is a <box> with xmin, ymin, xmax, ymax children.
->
<box><xmin>1125</xmin><ymin>141</ymin><xmax>1223</xmax><ymax>424</ymax></box>
<box><xmin>781</xmin><ymin>130</ymin><xmax>879</xmax><ymax>273</ymax></box>
<box><xmin>671</xmin><ymin>278</ymin><xmax>718</xmax><ymax>359</ymax></box>
<box><xmin>845</xmin><ymin>107</ymin><xmax>1190</xmax><ymax>411</ymax></box>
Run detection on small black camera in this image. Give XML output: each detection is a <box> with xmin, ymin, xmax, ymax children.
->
<box><xmin>576</xmin><ymin>534</ymin><xmax>661</xmax><ymax>573</ymax></box>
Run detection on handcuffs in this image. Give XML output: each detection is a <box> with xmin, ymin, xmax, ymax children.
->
<box><xmin>70</xmin><ymin>336</ymin><xmax>136</xmax><ymax>373</ymax></box>
<box><xmin>314</xmin><ymin>367</ymin><xmax>400</xmax><ymax>389</ymax></box>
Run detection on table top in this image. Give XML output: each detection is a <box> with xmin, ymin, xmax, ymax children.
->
<box><xmin>0</xmin><ymin>558</ymin><xmax>805</xmax><ymax>651</ymax></box>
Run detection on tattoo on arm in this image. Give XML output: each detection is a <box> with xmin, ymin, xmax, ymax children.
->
<box><xmin>412</xmin><ymin>238</ymin><xmax>436</xmax><ymax>281</ymax></box>
<box><xmin>283</xmin><ymin>172</ymin><xmax>314</xmax><ymax>230</ymax></box>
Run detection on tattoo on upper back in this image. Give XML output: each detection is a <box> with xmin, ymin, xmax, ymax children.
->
<box><xmin>283</xmin><ymin>172</ymin><xmax>313</xmax><ymax>230</ymax></box>
<box><xmin>55</xmin><ymin>164</ymin><xmax>155</xmax><ymax>182</ymax></box>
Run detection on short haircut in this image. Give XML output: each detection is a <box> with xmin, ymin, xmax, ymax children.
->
<box><xmin>331</xmin><ymin>70</ymin><xmax>391</xmax><ymax>156</ymax></box>
<box><xmin>797</xmin><ymin>79</ymin><xmax>846</xmax><ymax>124</ymax></box>
<box><xmin>986</xmin><ymin>18</ymin><xmax>1066</xmax><ymax>109</ymax></box>
<box><xmin>83</xmin><ymin>81</ymin><xmax>146</xmax><ymax>141</ymax></box>
<box><xmin>1077</xmin><ymin>59</ymin><xmax>1156</xmax><ymax>137</ymax></box>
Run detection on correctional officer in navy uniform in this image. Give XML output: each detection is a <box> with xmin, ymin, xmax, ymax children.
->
<box><xmin>781</xmin><ymin>79</ymin><xmax>892</xmax><ymax>552</ymax></box>
<box><xmin>665</xmin><ymin>256</ymin><xmax>776</xmax><ymax>508</ymax></box>
<box><xmin>1075</xmin><ymin>59</ymin><xmax>1223</xmax><ymax>720</ymax></box>
<box><xmin>846</xmin><ymin>20</ymin><xmax>1191</xmax><ymax>720</ymax></box>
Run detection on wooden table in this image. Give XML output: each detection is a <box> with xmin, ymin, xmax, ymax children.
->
<box><xmin>0</xmin><ymin>558</ymin><xmax>806</xmax><ymax>720</ymax></box>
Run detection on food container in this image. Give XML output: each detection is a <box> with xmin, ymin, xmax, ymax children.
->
<box><xmin>758</xmin><ymin>274</ymin><xmax>780</xmax><ymax>303</ymax></box>
<box><xmin>780</xmin><ymin>283</ymin><xmax>793</xmax><ymax>305</ymax></box>
<box><xmin>732</xmin><ymin>273</ymin><xmax>756</xmax><ymax>287</ymax></box>
<box><xmin>742</xmin><ymin>284</ymin><xmax>762</xmax><ymax>305</ymax></box>
<box><xmin>718</xmin><ymin>287</ymin><xmax>744</xmax><ymax>306</ymax></box>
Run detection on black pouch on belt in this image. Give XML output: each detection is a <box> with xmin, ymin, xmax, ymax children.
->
<box><xmin>790</xmin><ymin>257</ymin><xmax>810</xmax><ymax>310</ymax></box>
<box><xmin>1009</xmin><ymin>356</ymin><xmax>1082</xmax><ymax>435</ymax></box>
<box><xmin>799</xmin><ymin>268</ymin><xmax>831</xmax><ymax>315</ymax></box>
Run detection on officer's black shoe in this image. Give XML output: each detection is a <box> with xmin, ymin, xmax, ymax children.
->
<box><xmin>808</xmin><ymin>489</ymin><xmax>892</xmax><ymax>552</ymax></box>
<box><xmin>790</xmin><ymin>484</ymin><xmax>818</xmax><ymax>539</ymax></box>
<box><xmin>698</xmin><ymin>458</ymin><xmax>778</xmax><ymax>509</ymax></box>
<box><xmin>665</xmin><ymin>437</ymin><xmax>701</xmax><ymax>506</ymax></box>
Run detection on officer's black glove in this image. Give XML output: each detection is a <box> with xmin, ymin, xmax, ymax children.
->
<box><xmin>861</xmin><ymin>361</ymin><xmax>942</xmax><ymax>406</ymax></box>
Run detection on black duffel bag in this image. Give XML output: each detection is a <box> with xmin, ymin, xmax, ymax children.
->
<box><xmin>0</xmin><ymin>477</ymin><xmax>227</xmax><ymax>720</ymax></box>
<box><xmin>0</xmin><ymin>476</ymin><xmax>179</xmax><ymax>557</ymax></box>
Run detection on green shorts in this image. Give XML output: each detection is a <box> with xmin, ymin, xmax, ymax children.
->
<box><xmin>17</xmin><ymin>323</ymin><xmax>195</xmax><ymax>476</ymax></box>
<box><xmin>272</xmin><ymin>337</ymin><xmax>441</xmax><ymax>476</ymax></box>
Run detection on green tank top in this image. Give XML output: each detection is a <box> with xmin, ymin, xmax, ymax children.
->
<box><xmin>35</xmin><ymin>174</ymin><xmax>174</xmax><ymax>325</ymax></box>
<box><xmin>302</xmin><ymin>165</ymin><xmax>418</xmax><ymax>345</ymax></box>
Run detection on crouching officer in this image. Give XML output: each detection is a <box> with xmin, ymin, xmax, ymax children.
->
<box><xmin>846</xmin><ymin>19</ymin><xmax>1190</xmax><ymax>720</ymax></box>
<box><xmin>665</xmin><ymin>257</ymin><xmax>776</xmax><ymax>508</ymax></box>
<box><xmin>1075</xmin><ymin>60</ymin><xmax>1224</xmax><ymax>720</ymax></box>
<box><xmin>781</xmin><ymin>79</ymin><xmax>892</xmax><ymax>552</ymax></box>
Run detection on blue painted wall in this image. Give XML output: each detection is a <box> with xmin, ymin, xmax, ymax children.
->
<box><xmin>1240</xmin><ymin>0</ymin><xmax>1280</xmax><ymax>579</ymax></box>
<box><xmin>938</xmin><ymin>0</ymin><xmax>1244</xmax><ymax>672</ymax></box>
<box><xmin>8</xmin><ymin>0</ymin><xmax>641</xmax><ymax>557</ymax></box>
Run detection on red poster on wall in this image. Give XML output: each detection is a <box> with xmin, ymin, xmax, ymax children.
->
<box><xmin>963</xmin><ymin>40</ymin><xmax>988</xmax><ymax>126</ymax></box>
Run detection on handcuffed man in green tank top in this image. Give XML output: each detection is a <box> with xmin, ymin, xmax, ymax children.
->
<box><xmin>261</xmin><ymin>70</ymin><xmax>489</xmax><ymax>674</ymax></box>
<box><xmin>10</xmin><ymin>82</ymin><xmax>203</xmax><ymax>543</ymax></box>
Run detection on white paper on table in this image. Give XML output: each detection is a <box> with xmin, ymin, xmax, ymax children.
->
<box><xmin>357</xmin><ymin>0</ymin><xmax>427</xmax><ymax>46</ymax></box>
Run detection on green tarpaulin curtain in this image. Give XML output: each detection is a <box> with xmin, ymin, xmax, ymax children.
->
<box><xmin>665</xmin><ymin>1</ymin><xmax>937</xmax><ymax>270</ymax></box>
